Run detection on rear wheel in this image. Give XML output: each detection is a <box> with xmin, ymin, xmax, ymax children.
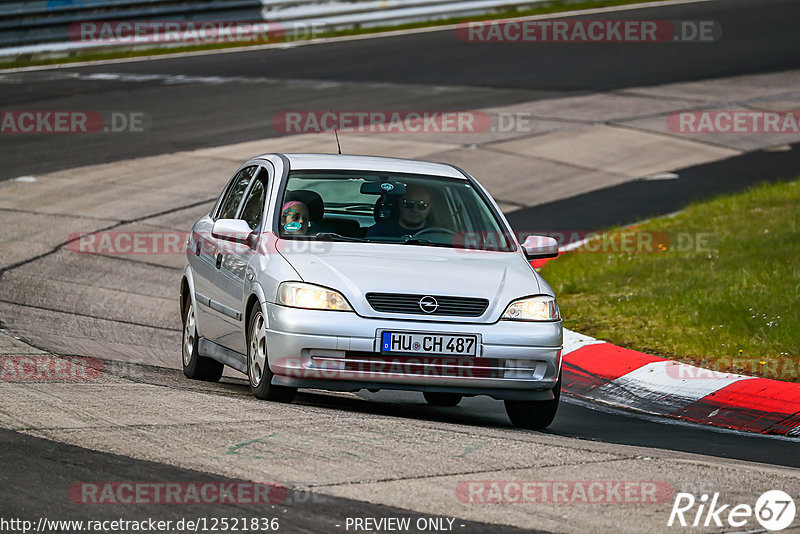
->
<box><xmin>248</xmin><ymin>306</ymin><xmax>296</xmax><ymax>402</ymax></box>
<box><xmin>182</xmin><ymin>297</ymin><xmax>223</xmax><ymax>382</ymax></box>
<box><xmin>423</xmin><ymin>392</ymin><xmax>463</xmax><ymax>406</ymax></box>
<box><xmin>504</xmin><ymin>373</ymin><xmax>561</xmax><ymax>430</ymax></box>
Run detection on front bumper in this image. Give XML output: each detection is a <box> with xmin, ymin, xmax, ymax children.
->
<box><xmin>265</xmin><ymin>303</ymin><xmax>562</xmax><ymax>400</ymax></box>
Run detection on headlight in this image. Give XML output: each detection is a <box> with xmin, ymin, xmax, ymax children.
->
<box><xmin>276</xmin><ymin>282</ymin><xmax>352</xmax><ymax>312</ymax></box>
<box><xmin>502</xmin><ymin>295</ymin><xmax>560</xmax><ymax>321</ymax></box>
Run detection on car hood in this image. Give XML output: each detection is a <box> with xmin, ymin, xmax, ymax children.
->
<box><xmin>278</xmin><ymin>241</ymin><xmax>545</xmax><ymax>322</ymax></box>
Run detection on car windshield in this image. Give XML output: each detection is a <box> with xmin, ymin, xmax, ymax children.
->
<box><xmin>277</xmin><ymin>170</ymin><xmax>515</xmax><ymax>251</ymax></box>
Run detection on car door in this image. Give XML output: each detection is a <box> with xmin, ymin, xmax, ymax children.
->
<box><xmin>194</xmin><ymin>165</ymin><xmax>257</xmax><ymax>344</ymax></box>
<box><xmin>214</xmin><ymin>164</ymin><xmax>272</xmax><ymax>353</ymax></box>
<box><xmin>188</xmin><ymin>171</ymin><xmax>237</xmax><ymax>341</ymax></box>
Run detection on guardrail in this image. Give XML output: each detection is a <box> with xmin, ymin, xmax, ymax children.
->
<box><xmin>1</xmin><ymin>0</ymin><xmax>264</xmax><ymax>48</ymax></box>
<box><xmin>0</xmin><ymin>0</ymin><xmax>546</xmax><ymax>57</ymax></box>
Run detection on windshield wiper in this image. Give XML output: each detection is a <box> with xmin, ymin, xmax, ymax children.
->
<box><xmin>313</xmin><ymin>232</ymin><xmax>363</xmax><ymax>242</ymax></box>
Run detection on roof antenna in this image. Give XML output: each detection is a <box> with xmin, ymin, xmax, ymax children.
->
<box><xmin>331</xmin><ymin>109</ymin><xmax>342</xmax><ymax>154</ymax></box>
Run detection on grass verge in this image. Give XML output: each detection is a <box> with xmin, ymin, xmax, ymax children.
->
<box><xmin>2</xmin><ymin>0</ymin><xmax>663</xmax><ymax>70</ymax></box>
<box><xmin>540</xmin><ymin>179</ymin><xmax>800</xmax><ymax>381</ymax></box>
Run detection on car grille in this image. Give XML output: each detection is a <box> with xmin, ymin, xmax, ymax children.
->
<box><xmin>365</xmin><ymin>292</ymin><xmax>489</xmax><ymax>317</ymax></box>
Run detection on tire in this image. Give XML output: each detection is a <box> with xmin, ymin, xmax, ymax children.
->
<box><xmin>182</xmin><ymin>296</ymin><xmax>224</xmax><ymax>382</ymax></box>
<box><xmin>423</xmin><ymin>392</ymin><xmax>463</xmax><ymax>406</ymax></box>
<box><xmin>504</xmin><ymin>373</ymin><xmax>561</xmax><ymax>430</ymax></box>
<box><xmin>247</xmin><ymin>305</ymin><xmax>296</xmax><ymax>402</ymax></box>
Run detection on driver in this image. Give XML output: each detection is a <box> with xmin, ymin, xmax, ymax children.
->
<box><xmin>367</xmin><ymin>184</ymin><xmax>433</xmax><ymax>238</ymax></box>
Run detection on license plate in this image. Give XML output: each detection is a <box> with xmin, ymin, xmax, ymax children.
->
<box><xmin>380</xmin><ymin>332</ymin><xmax>478</xmax><ymax>356</ymax></box>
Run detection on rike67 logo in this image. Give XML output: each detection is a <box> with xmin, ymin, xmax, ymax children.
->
<box><xmin>668</xmin><ymin>490</ymin><xmax>796</xmax><ymax>531</ymax></box>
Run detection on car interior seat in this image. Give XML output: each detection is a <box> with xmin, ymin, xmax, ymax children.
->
<box><xmin>285</xmin><ymin>189</ymin><xmax>360</xmax><ymax>236</ymax></box>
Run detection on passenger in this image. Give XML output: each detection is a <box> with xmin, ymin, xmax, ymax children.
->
<box><xmin>280</xmin><ymin>200</ymin><xmax>309</xmax><ymax>235</ymax></box>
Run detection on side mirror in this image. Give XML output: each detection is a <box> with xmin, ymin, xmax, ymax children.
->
<box><xmin>212</xmin><ymin>219</ymin><xmax>254</xmax><ymax>245</ymax></box>
<box><xmin>521</xmin><ymin>235</ymin><xmax>559</xmax><ymax>259</ymax></box>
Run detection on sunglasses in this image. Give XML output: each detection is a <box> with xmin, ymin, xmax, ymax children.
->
<box><xmin>402</xmin><ymin>199</ymin><xmax>429</xmax><ymax>210</ymax></box>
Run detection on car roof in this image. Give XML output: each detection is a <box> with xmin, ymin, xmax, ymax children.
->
<box><xmin>259</xmin><ymin>153</ymin><xmax>467</xmax><ymax>179</ymax></box>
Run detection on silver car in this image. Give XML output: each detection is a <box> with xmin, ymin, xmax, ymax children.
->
<box><xmin>180</xmin><ymin>153</ymin><xmax>563</xmax><ymax>429</ymax></box>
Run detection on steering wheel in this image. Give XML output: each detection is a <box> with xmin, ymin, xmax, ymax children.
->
<box><xmin>412</xmin><ymin>227</ymin><xmax>457</xmax><ymax>238</ymax></box>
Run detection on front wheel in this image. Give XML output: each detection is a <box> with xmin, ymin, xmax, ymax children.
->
<box><xmin>248</xmin><ymin>306</ymin><xmax>296</xmax><ymax>402</ymax></box>
<box><xmin>504</xmin><ymin>374</ymin><xmax>561</xmax><ymax>430</ymax></box>
<box><xmin>182</xmin><ymin>297</ymin><xmax>224</xmax><ymax>382</ymax></box>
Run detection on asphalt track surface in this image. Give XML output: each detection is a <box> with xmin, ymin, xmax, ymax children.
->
<box><xmin>2</xmin><ymin>0</ymin><xmax>800</xmax><ymax>180</ymax></box>
<box><xmin>0</xmin><ymin>429</ymin><xmax>535</xmax><ymax>533</ymax></box>
<box><xmin>3</xmin><ymin>0</ymin><xmax>800</xmax><ymax>529</ymax></box>
<box><xmin>506</xmin><ymin>141</ymin><xmax>800</xmax><ymax>230</ymax></box>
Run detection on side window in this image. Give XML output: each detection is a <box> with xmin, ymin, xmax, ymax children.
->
<box><xmin>437</xmin><ymin>186</ymin><xmax>463</xmax><ymax>230</ymax></box>
<box><xmin>217</xmin><ymin>166</ymin><xmax>256</xmax><ymax>220</ymax></box>
<box><xmin>239</xmin><ymin>171</ymin><xmax>268</xmax><ymax>230</ymax></box>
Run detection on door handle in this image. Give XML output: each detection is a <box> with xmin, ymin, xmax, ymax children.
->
<box><xmin>215</xmin><ymin>253</ymin><xmax>223</xmax><ymax>269</ymax></box>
